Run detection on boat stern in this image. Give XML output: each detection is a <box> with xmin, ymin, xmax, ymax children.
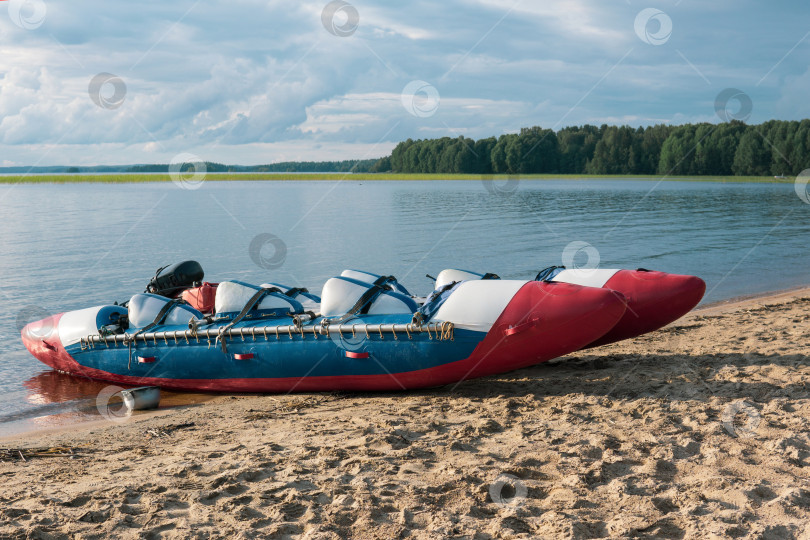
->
<box><xmin>462</xmin><ymin>280</ymin><xmax>628</xmax><ymax>378</ymax></box>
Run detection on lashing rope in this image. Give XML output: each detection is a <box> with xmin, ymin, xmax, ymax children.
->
<box><xmin>83</xmin><ymin>320</ymin><xmax>456</xmax><ymax>356</ymax></box>
<box><xmin>217</xmin><ymin>287</ymin><xmax>283</xmax><ymax>353</ymax></box>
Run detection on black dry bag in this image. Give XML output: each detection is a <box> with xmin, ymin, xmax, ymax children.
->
<box><xmin>145</xmin><ymin>261</ymin><xmax>204</xmax><ymax>297</ymax></box>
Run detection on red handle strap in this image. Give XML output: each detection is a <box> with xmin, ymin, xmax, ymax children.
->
<box><xmin>504</xmin><ymin>317</ymin><xmax>541</xmax><ymax>337</ymax></box>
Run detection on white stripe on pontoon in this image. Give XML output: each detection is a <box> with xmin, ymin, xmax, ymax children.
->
<box><xmin>432</xmin><ymin>280</ymin><xmax>528</xmax><ymax>332</ymax></box>
<box><xmin>552</xmin><ymin>269</ymin><xmax>620</xmax><ymax>289</ymax></box>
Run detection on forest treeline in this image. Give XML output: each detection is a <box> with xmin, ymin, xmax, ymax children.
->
<box><xmin>0</xmin><ymin>159</ymin><xmax>382</xmax><ymax>175</ymax></box>
<box><xmin>379</xmin><ymin>120</ymin><xmax>810</xmax><ymax>176</ymax></box>
<box><xmin>128</xmin><ymin>159</ymin><xmax>382</xmax><ymax>174</ymax></box>
<box><xmin>5</xmin><ymin>120</ymin><xmax>807</xmax><ymax>176</ymax></box>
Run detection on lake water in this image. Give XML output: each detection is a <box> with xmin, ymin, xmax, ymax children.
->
<box><xmin>1</xmin><ymin>179</ymin><xmax>808</xmax><ymax>436</ymax></box>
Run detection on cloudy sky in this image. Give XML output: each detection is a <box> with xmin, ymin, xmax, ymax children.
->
<box><xmin>0</xmin><ymin>0</ymin><xmax>808</xmax><ymax>166</ymax></box>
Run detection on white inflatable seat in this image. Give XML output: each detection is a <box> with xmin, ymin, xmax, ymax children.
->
<box><xmin>431</xmin><ymin>280</ymin><xmax>528</xmax><ymax>332</ymax></box>
<box><xmin>321</xmin><ymin>277</ymin><xmax>418</xmax><ymax>318</ymax></box>
<box><xmin>434</xmin><ymin>269</ymin><xmax>487</xmax><ymax>290</ymax></box>
<box><xmin>58</xmin><ymin>305</ymin><xmax>128</xmax><ymax>346</ymax></box>
<box><xmin>261</xmin><ymin>282</ymin><xmax>321</xmax><ymax>312</ymax></box>
<box><xmin>128</xmin><ymin>294</ymin><xmax>203</xmax><ymax>329</ymax></box>
<box><xmin>340</xmin><ymin>269</ymin><xmax>411</xmax><ymax>296</ymax></box>
<box><xmin>215</xmin><ymin>281</ymin><xmax>302</xmax><ymax>316</ymax></box>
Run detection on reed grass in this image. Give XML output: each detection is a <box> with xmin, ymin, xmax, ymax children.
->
<box><xmin>0</xmin><ymin>173</ymin><xmax>789</xmax><ymax>184</ymax></box>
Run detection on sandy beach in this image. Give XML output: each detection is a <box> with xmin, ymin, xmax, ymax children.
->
<box><xmin>2</xmin><ymin>289</ymin><xmax>809</xmax><ymax>539</ymax></box>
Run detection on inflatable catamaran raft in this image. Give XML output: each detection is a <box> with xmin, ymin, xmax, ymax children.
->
<box><xmin>21</xmin><ymin>261</ymin><xmax>705</xmax><ymax>392</ymax></box>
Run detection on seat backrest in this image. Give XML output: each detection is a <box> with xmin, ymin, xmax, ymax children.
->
<box><xmin>128</xmin><ymin>293</ymin><xmax>203</xmax><ymax>328</ymax></box>
<box><xmin>261</xmin><ymin>282</ymin><xmax>320</xmax><ymax>311</ymax></box>
<box><xmin>434</xmin><ymin>269</ymin><xmax>486</xmax><ymax>290</ymax></box>
<box><xmin>340</xmin><ymin>269</ymin><xmax>411</xmax><ymax>296</ymax></box>
<box><xmin>215</xmin><ymin>281</ymin><xmax>302</xmax><ymax>316</ymax></box>
<box><xmin>321</xmin><ymin>277</ymin><xmax>418</xmax><ymax>317</ymax></box>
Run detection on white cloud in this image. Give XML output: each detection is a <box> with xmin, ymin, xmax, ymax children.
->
<box><xmin>0</xmin><ymin>0</ymin><xmax>806</xmax><ymax>165</ymax></box>
<box><xmin>297</xmin><ymin>92</ymin><xmax>533</xmax><ymax>141</ymax></box>
<box><xmin>0</xmin><ymin>140</ymin><xmax>395</xmax><ymax>167</ymax></box>
<box><xmin>473</xmin><ymin>0</ymin><xmax>628</xmax><ymax>45</ymax></box>
<box><xmin>775</xmin><ymin>67</ymin><xmax>810</xmax><ymax>120</ymax></box>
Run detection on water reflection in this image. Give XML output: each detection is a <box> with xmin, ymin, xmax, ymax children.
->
<box><xmin>0</xmin><ymin>371</ymin><xmax>102</xmax><ymax>435</ymax></box>
<box><xmin>23</xmin><ymin>370</ymin><xmax>109</xmax><ymax>406</ymax></box>
<box><xmin>0</xmin><ymin>370</ymin><xmax>217</xmax><ymax>437</ymax></box>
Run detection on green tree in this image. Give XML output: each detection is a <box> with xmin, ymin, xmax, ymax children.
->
<box><xmin>732</xmin><ymin>130</ymin><xmax>770</xmax><ymax>175</ymax></box>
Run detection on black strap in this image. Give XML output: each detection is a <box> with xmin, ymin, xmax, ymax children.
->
<box><xmin>330</xmin><ymin>275</ymin><xmax>396</xmax><ymax>324</ymax></box>
<box><xmin>127</xmin><ymin>298</ymin><xmax>186</xmax><ymax>369</ymax></box>
<box><xmin>134</xmin><ymin>298</ymin><xmax>185</xmax><ymax>337</ymax></box>
<box><xmin>218</xmin><ymin>287</ymin><xmax>283</xmax><ymax>353</ymax></box>
<box><xmin>481</xmin><ymin>273</ymin><xmax>500</xmax><ymax>280</ymax></box>
<box><xmin>284</xmin><ymin>287</ymin><xmax>309</xmax><ymax>297</ymax></box>
<box><xmin>413</xmin><ymin>280</ymin><xmax>459</xmax><ymax>325</ymax></box>
<box><xmin>534</xmin><ymin>265</ymin><xmax>566</xmax><ymax>282</ymax></box>
<box><xmin>144</xmin><ymin>264</ymin><xmax>169</xmax><ymax>294</ymax></box>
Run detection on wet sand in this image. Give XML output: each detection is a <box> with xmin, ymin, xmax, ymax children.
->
<box><xmin>1</xmin><ymin>288</ymin><xmax>809</xmax><ymax>539</ymax></box>
<box><xmin>0</xmin><ymin>375</ymin><xmax>221</xmax><ymax>438</ymax></box>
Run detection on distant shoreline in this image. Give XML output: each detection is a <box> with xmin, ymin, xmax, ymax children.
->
<box><xmin>0</xmin><ymin>173</ymin><xmax>794</xmax><ymax>184</ymax></box>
